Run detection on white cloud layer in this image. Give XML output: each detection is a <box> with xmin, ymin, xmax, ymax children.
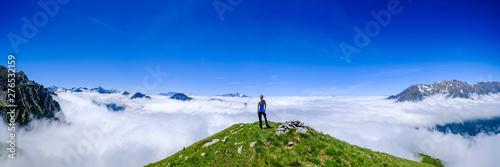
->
<box><xmin>1</xmin><ymin>93</ymin><xmax>500</xmax><ymax>167</ymax></box>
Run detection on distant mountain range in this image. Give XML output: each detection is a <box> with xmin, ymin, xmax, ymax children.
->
<box><xmin>218</xmin><ymin>92</ymin><xmax>249</xmax><ymax>97</ymax></box>
<box><xmin>48</xmin><ymin>86</ymin><xmax>120</xmax><ymax>94</ymax></box>
<box><xmin>159</xmin><ymin>92</ymin><xmax>195</xmax><ymax>97</ymax></box>
<box><xmin>49</xmin><ymin>87</ymin><xmax>247</xmax><ymax>98</ymax></box>
<box><xmin>159</xmin><ymin>92</ymin><xmax>179</xmax><ymax>96</ymax></box>
<box><xmin>430</xmin><ymin>117</ymin><xmax>500</xmax><ymax>136</ymax></box>
<box><xmin>388</xmin><ymin>80</ymin><xmax>500</xmax><ymax>102</ymax></box>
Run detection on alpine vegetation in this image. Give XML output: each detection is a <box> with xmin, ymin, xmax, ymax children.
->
<box><xmin>146</xmin><ymin>121</ymin><xmax>442</xmax><ymax>166</ymax></box>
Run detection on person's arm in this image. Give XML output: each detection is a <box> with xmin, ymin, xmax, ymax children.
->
<box><xmin>264</xmin><ymin>100</ymin><xmax>267</xmax><ymax>112</ymax></box>
<box><xmin>257</xmin><ymin>101</ymin><xmax>260</xmax><ymax>112</ymax></box>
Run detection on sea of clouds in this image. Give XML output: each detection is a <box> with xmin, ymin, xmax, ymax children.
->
<box><xmin>1</xmin><ymin>93</ymin><xmax>500</xmax><ymax>167</ymax></box>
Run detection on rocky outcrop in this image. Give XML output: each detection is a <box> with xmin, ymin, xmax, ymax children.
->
<box><xmin>202</xmin><ymin>139</ymin><xmax>220</xmax><ymax>148</ymax></box>
<box><xmin>237</xmin><ymin>146</ymin><xmax>242</xmax><ymax>154</ymax></box>
<box><xmin>276</xmin><ymin>120</ymin><xmax>308</xmax><ymax>135</ymax></box>
<box><xmin>0</xmin><ymin>66</ymin><xmax>62</xmax><ymax>126</ymax></box>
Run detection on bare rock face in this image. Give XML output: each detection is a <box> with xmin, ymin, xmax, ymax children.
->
<box><xmin>0</xmin><ymin>66</ymin><xmax>62</xmax><ymax>126</ymax></box>
<box><xmin>276</xmin><ymin>120</ymin><xmax>308</xmax><ymax>135</ymax></box>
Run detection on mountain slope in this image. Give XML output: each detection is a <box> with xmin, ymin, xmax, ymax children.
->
<box><xmin>130</xmin><ymin>92</ymin><xmax>151</xmax><ymax>99</ymax></box>
<box><xmin>0</xmin><ymin>66</ymin><xmax>61</xmax><ymax>125</ymax></box>
<box><xmin>170</xmin><ymin>93</ymin><xmax>192</xmax><ymax>101</ymax></box>
<box><xmin>146</xmin><ymin>121</ymin><xmax>441</xmax><ymax>167</ymax></box>
<box><xmin>388</xmin><ymin>80</ymin><xmax>500</xmax><ymax>102</ymax></box>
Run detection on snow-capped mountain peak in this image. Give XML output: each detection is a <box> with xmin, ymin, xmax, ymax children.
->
<box><xmin>218</xmin><ymin>92</ymin><xmax>249</xmax><ymax>97</ymax></box>
<box><xmin>48</xmin><ymin>86</ymin><xmax>120</xmax><ymax>94</ymax></box>
<box><xmin>388</xmin><ymin>80</ymin><xmax>500</xmax><ymax>102</ymax></box>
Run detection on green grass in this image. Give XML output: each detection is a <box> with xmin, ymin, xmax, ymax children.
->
<box><xmin>418</xmin><ymin>153</ymin><xmax>444</xmax><ymax>167</ymax></box>
<box><xmin>145</xmin><ymin>122</ymin><xmax>443</xmax><ymax>167</ymax></box>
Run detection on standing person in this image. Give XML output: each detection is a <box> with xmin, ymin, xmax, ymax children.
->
<box><xmin>258</xmin><ymin>95</ymin><xmax>272</xmax><ymax>129</ymax></box>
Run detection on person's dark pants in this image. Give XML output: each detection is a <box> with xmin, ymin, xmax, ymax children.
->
<box><xmin>258</xmin><ymin>112</ymin><xmax>269</xmax><ymax>129</ymax></box>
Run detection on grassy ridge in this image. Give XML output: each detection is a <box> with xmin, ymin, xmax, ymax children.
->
<box><xmin>146</xmin><ymin>121</ymin><xmax>442</xmax><ymax>167</ymax></box>
<box><xmin>418</xmin><ymin>153</ymin><xmax>444</xmax><ymax>167</ymax></box>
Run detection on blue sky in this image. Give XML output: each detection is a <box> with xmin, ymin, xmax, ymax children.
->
<box><xmin>1</xmin><ymin>0</ymin><xmax>499</xmax><ymax>96</ymax></box>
